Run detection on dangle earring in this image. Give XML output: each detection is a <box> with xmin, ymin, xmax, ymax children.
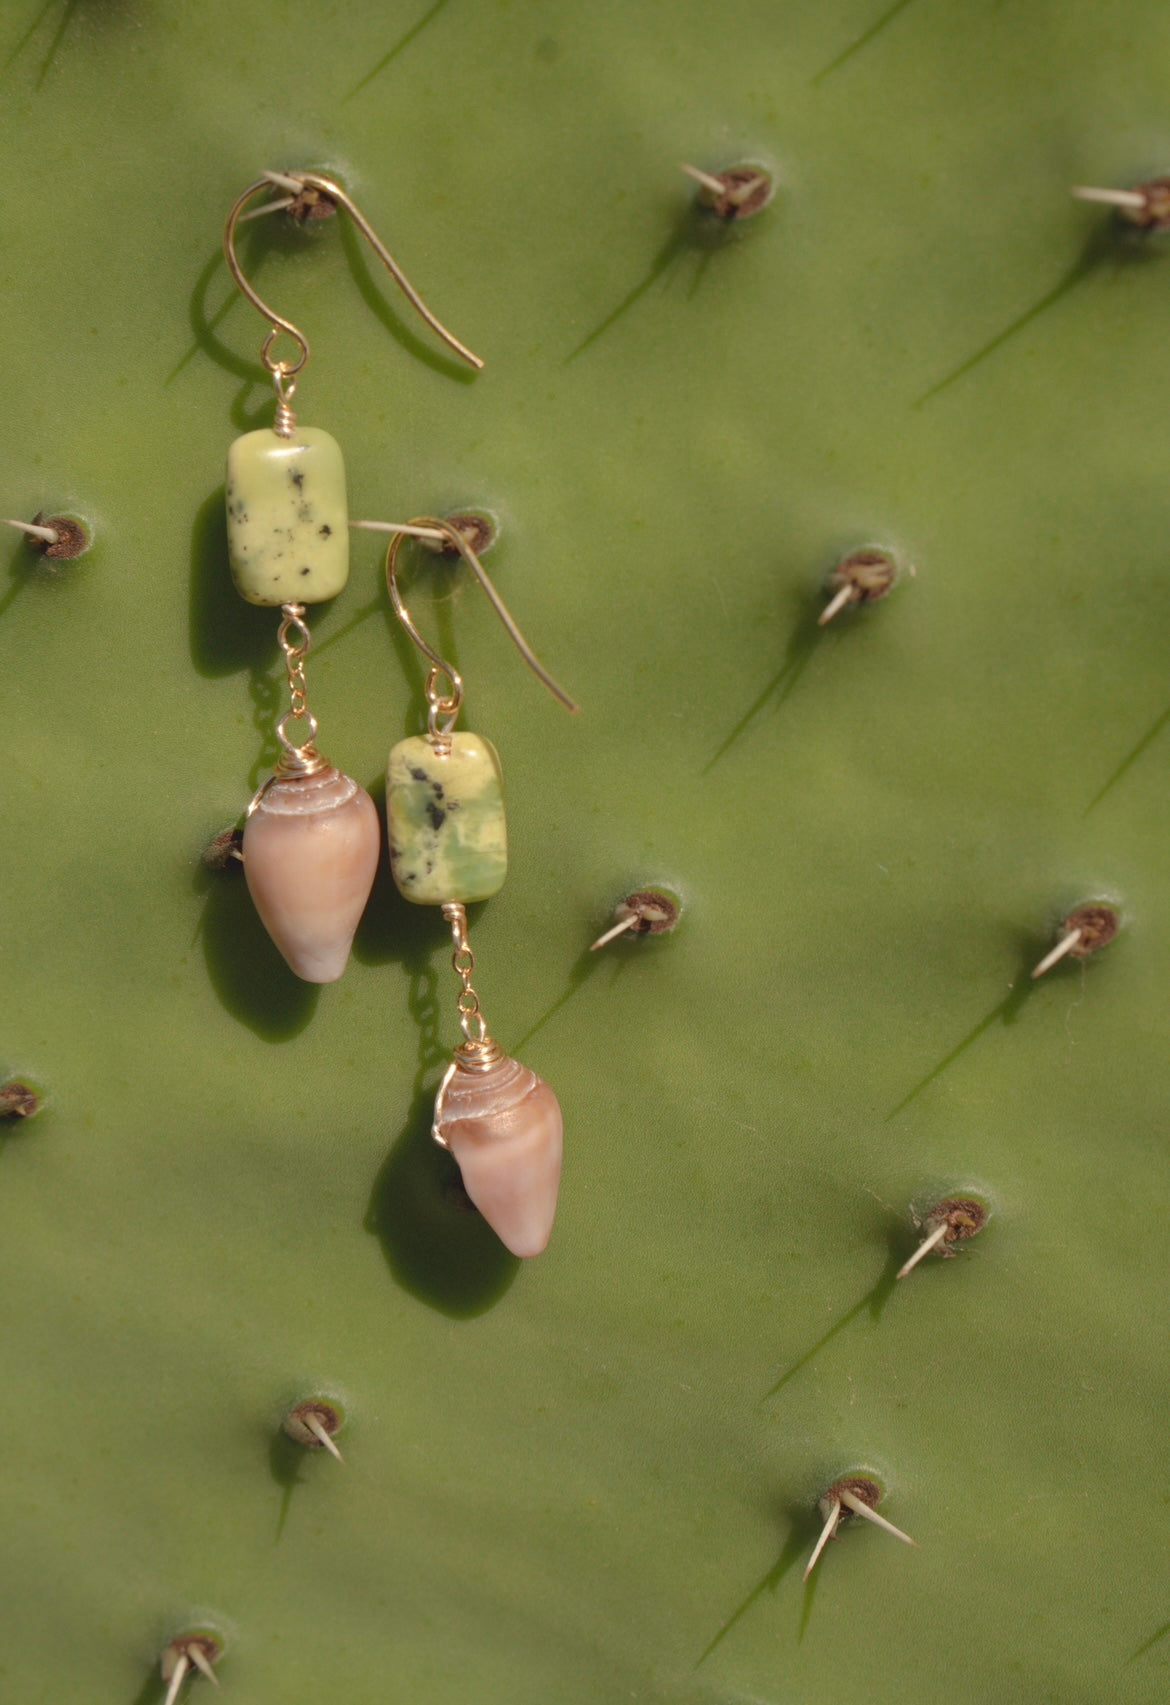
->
<box><xmin>383</xmin><ymin>520</ymin><xmax>578</xmax><ymax>1257</ymax></box>
<box><xmin>220</xmin><ymin>170</ymin><xmax>483</xmax><ymax>980</ymax></box>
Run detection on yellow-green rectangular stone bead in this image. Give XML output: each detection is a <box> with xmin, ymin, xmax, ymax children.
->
<box><xmin>386</xmin><ymin>733</ymin><xmax>507</xmax><ymax>904</ymax></box>
<box><xmin>225</xmin><ymin>427</ymin><xmax>348</xmax><ymax>606</ymax></box>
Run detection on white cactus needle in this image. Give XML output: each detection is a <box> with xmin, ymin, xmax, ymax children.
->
<box><xmin>3</xmin><ymin>517</ymin><xmax>58</xmax><ymax>544</ymax></box>
<box><xmin>838</xmin><ymin>1487</ymin><xmax>918</xmax><ymax>1547</ymax></box>
<box><xmin>818</xmin><ymin>583</ymin><xmax>855</xmax><ymax>626</ymax></box>
<box><xmin>1031</xmin><ymin>927</ymin><xmax>1083</xmax><ymax>979</ymax></box>
<box><xmin>162</xmin><ymin>1655</ymin><xmax>190</xmax><ymax>1705</ymax></box>
<box><xmin>803</xmin><ymin>1498</ymin><xmax>841</xmax><ymax>1579</ymax></box>
<box><xmin>589</xmin><ymin>913</ymin><xmax>640</xmax><ymax>952</ymax></box>
<box><xmin>188</xmin><ymin>1645</ymin><xmax>220</xmax><ymax>1688</ymax></box>
<box><xmin>896</xmin><ymin>1217</ymin><xmax>951</xmax><ymax>1279</ymax></box>
<box><xmin>305</xmin><ymin>1413</ymin><xmax>345</xmax><ymax>1463</ymax></box>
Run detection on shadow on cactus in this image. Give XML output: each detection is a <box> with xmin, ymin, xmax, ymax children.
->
<box><xmin>188</xmin><ymin>488</ymin><xmax>274</xmax><ymax>678</ymax></box>
<box><xmin>1086</xmin><ymin>694</ymin><xmax>1170</xmax><ymax>813</ymax></box>
<box><xmin>707</xmin><ymin>551</ymin><xmax>902</xmax><ymax>771</ymax></box>
<box><xmin>568</xmin><ymin>179</ymin><xmax>775</xmax><ymax>363</ymax></box>
<box><xmin>697</xmin><ymin>1499</ymin><xmax>821</xmax><ymax>1665</ymax></box>
<box><xmin>337</xmin><ymin>213</ymin><xmax>482</xmax><ymax>387</ymax></box>
<box><xmin>350</xmin><ymin>795</ymin><xmax>453</xmax><ymax>969</ymax></box>
<box><xmin>811</xmin><ymin>0</ymin><xmax>917</xmax><ymax>85</ymax></box>
<box><xmin>174</xmin><ymin>214</ymin><xmax>339</xmax><ymax>434</ymax></box>
<box><xmin>360</xmin><ymin>875</ymin><xmax>520</xmax><ymax>1314</ymax></box>
<box><xmin>0</xmin><ymin>1078</ymin><xmax>46</xmax><ymax>1164</ymax></box>
<box><xmin>194</xmin><ymin>857</ymin><xmax>320</xmax><ymax>1042</ymax></box>
<box><xmin>705</xmin><ymin>594</ymin><xmax>825</xmax><ymax>771</ymax></box>
<box><xmin>171</xmin><ymin>207</ymin><xmax>321</xmax><ymax>386</ymax></box>
<box><xmin>128</xmin><ymin>1668</ymin><xmax>166</xmax><ymax>1705</ymax></box>
<box><xmin>917</xmin><ymin>216</ymin><xmax>1165</xmax><ymax>406</ymax></box>
<box><xmin>0</xmin><ymin>537</ymin><xmax>38</xmax><ymax>624</ymax></box>
<box><xmin>4</xmin><ymin>0</ymin><xmax>137</xmax><ymax>90</ymax></box>
<box><xmin>513</xmin><ymin>947</ymin><xmax>614</xmax><ymax>1051</ymax></box>
<box><xmin>887</xmin><ymin>934</ymin><xmax>1076</xmax><ymax>1119</ymax></box>
<box><xmin>0</xmin><ymin>523</ymin><xmax>88</xmax><ymax>624</ymax></box>
<box><xmin>268</xmin><ymin>1428</ymin><xmax>310</xmax><ymax>1542</ymax></box>
<box><xmin>764</xmin><ymin>1230</ymin><xmax>903</xmax><ymax>1399</ymax></box>
<box><xmin>343</xmin><ymin>0</ymin><xmax>455</xmax><ymax>102</ymax></box>
<box><xmin>366</xmin><ymin>1077</ymin><xmax>519</xmax><ymax>1317</ymax></box>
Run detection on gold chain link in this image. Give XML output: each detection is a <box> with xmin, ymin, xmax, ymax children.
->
<box><xmin>277</xmin><ymin>604</ymin><xmax>315</xmax><ymax>749</ymax></box>
<box><xmin>442</xmin><ymin>903</ymin><xmax>488</xmax><ymax>1043</ymax></box>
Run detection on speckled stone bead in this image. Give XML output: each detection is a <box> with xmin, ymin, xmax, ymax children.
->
<box><xmin>226</xmin><ymin>427</ymin><xmax>348</xmax><ymax>605</ymax></box>
<box><xmin>386</xmin><ymin>733</ymin><xmax>507</xmax><ymax>904</ymax></box>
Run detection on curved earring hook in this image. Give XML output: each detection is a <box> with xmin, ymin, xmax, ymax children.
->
<box><xmin>385</xmin><ymin>519</ymin><xmax>579</xmax><ymax>735</ymax></box>
<box><xmin>223</xmin><ymin>170</ymin><xmax>485</xmax><ymax>381</ymax></box>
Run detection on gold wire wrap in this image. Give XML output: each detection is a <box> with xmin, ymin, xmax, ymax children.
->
<box><xmin>430</xmin><ymin>903</ymin><xmax>504</xmax><ymax>1147</ymax></box>
<box><xmin>430</xmin><ymin>1061</ymin><xmax>457</xmax><ymax>1148</ymax></box>
<box><xmin>384</xmin><ymin>518</ymin><xmax>579</xmax><ymax>742</ymax></box>
<box><xmin>222</xmin><ymin>170</ymin><xmax>485</xmax><ymax>392</ymax></box>
<box><xmin>273</xmin><ymin>602</ymin><xmax>328</xmax><ymax>778</ymax></box>
<box><xmin>442</xmin><ymin>902</ymin><xmax>491</xmax><ymax>1046</ymax></box>
<box><xmin>246</xmin><ymin>603</ymin><xmax>328</xmax><ymax>814</ymax></box>
<box><xmin>272</xmin><ymin>370</ymin><xmax>298</xmax><ymax>438</ymax></box>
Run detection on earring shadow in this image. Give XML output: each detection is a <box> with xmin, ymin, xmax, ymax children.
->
<box><xmin>349</xmin><ymin>773</ymin><xmax>413</xmax><ymax>968</ymax></box>
<box><xmin>188</xmin><ymin>485</ymin><xmax>274</xmax><ymax>678</ymax></box>
<box><xmin>337</xmin><ymin>214</ymin><xmax>481</xmax><ymax>386</ymax></box>
<box><xmin>173</xmin><ymin>219</ymin><xmax>333</xmax><ymax>431</ymax></box>
<box><xmin>175</xmin><ymin>216</ymin><xmax>308</xmax><ymax>385</ymax></box>
<box><xmin>167</xmin><ymin>248</ymin><xmax>239</xmax><ymax>387</ymax></box>
<box><xmin>188</xmin><ymin>474</ymin><xmax>338</xmax><ymax>1041</ymax></box>
<box><xmin>362</xmin><ymin>889</ymin><xmax>520</xmax><ymax>1315</ymax></box>
<box><xmin>343</xmin><ymin>546</ymin><xmax>467</xmax><ymax>771</ymax></box>
<box><xmin>194</xmin><ymin>857</ymin><xmax>319</xmax><ymax>1042</ymax></box>
<box><xmin>365</xmin><ymin>1076</ymin><xmax>519</xmax><ymax>1317</ymax></box>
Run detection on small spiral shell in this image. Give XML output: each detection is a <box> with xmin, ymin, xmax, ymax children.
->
<box><xmin>436</xmin><ymin>1051</ymin><xmax>563</xmax><ymax>1257</ymax></box>
<box><xmin>242</xmin><ymin>764</ymin><xmax>379</xmax><ymax>983</ymax></box>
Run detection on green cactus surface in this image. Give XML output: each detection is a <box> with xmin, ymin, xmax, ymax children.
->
<box><xmin>4</xmin><ymin>2</ymin><xmax>1170</xmax><ymax>1700</ymax></box>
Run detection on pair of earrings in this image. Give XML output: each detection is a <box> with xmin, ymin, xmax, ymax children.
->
<box><xmin>218</xmin><ymin>171</ymin><xmax>576</xmax><ymax>1257</ymax></box>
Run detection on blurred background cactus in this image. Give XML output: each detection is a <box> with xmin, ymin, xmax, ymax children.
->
<box><xmin>3</xmin><ymin>1</ymin><xmax>1170</xmax><ymax>1699</ymax></box>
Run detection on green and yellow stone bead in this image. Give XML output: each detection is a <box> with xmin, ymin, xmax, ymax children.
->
<box><xmin>386</xmin><ymin>733</ymin><xmax>507</xmax><ymax>904</ymax></box>
<box><xmin>225</xmin><ymin>427</ymin><xmax>348</xmax><ymax>605</ymax></box>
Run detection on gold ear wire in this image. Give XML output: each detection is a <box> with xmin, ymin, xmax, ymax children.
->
<box><xmin>223</xmin><ymin>169</ymin><xmax>485</xmax><ymax>383</ymax></box>
<box><xmin>384</xmin><ymin>518</ymin><xmax>579</xmax><ymax>737</ymax></box>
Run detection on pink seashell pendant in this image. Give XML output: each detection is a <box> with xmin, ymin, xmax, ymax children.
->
<box><xmin>434</xmin><ymin>1045</ymin><xmax>563</xmax><ymax>1257</ymax></box>
<box><xmin>242</xmin><ymin>762</ymin><xmax>380</xmax><ymax>983</ymax></box>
